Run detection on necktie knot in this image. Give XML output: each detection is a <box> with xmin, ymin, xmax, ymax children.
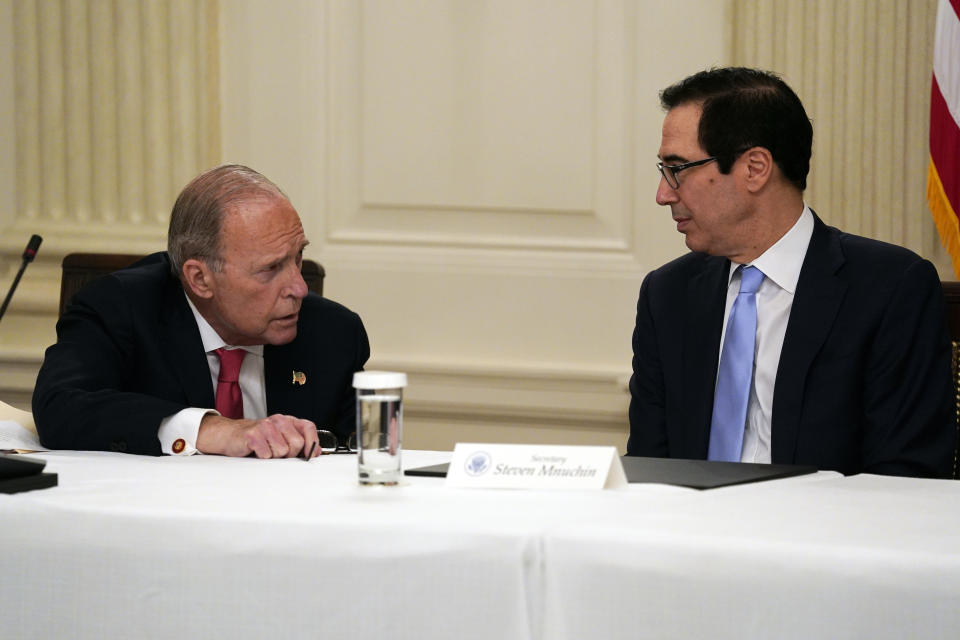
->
<box><xmin>215</xmin><ymin>347</ymin><xmax>245</xmax><ymax>383</ymax></box>
<box><xmin>738</xmin><ymin>265</ymin><xmax>764</xmax><ymax>294</ymax></box>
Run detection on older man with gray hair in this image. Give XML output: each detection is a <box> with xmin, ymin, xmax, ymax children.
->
<box><xmin>34</xmin><ymin>164</ymin><xmax>369</xmax><ymax>457</ymax></box>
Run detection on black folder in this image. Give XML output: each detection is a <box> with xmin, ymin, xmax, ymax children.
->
<box><xmin>405</xmin><ymin>455</ymin><xmax>816</xmax><ymax>490</ymax></box>
<box><xmin>0</xmin><ymin>453</ymin><xmax>58</xmax><ymax>494</ymax></box>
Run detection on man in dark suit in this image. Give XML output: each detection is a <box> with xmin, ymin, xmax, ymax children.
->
<box><xmin>34</xmin><ymin>165</ymin><xmax>369</xmax><ymax>458</ymax></box>
<box><xmin>627</xmin><ymin>67</ymin><xmax>954</xmax><ymax>478</ymax></box>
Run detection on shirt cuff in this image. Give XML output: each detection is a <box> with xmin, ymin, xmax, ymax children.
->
<box><xmin>158</xmin><ymin>408</ymin><xmax>215</xmax><ymax>456</ymax></box>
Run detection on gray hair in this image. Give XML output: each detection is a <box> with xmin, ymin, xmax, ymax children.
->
<box><xmin>167</xmin><ymin>164</ymin><xmax>287</xmax><ymax>279</ymax></box>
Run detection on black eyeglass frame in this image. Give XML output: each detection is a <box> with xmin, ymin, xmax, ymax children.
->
<box><xmin>657</xmin><ymin>156</ymin><xmax>717</xmax><ymax>189</ymax></box>
<box><xmin>316</xmin><ymin>429</ymin><xmax>358</xmax><ymax>454</ymax></box>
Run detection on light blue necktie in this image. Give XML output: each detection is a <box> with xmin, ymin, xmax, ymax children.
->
<box><xmin>708</xmin><ymin>265</ymin><xmax>765</xmax><ymax>462</ymax></box>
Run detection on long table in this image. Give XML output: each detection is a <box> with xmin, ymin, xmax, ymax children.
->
<box><xmin>1</xmin><ymin>450</ymin><xmax>958</xmax><ymax>639</ymax></box>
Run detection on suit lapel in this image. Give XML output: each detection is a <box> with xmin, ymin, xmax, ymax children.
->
<box><xmin>264</xmin><ymin>341</ymin><xmax>311</xmax><ymax>417</ymax></box>
<box><xmin>681</xmin><ymin>256</ymin><xmax>729</xmax><ymax>458</ymax></box>
<box><xmin>772</xmin><ymin>214</ymin><xmax>847</xmax><ymax>463</ymax></box>
<box><xmin>160</xmin><ymin>277</ymin><xmax>216</xmax><ymax>409</ymax></box>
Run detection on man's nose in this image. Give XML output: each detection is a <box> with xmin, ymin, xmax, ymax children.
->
<box><xmin>285</xmin><ymin>264</ymin><xmax>309</xmax><ymax>299</ymax></box>
<box><xmin>656</xmin><ymin>175</ymin><xmax>678</xmax><ymax>206</ymax></box>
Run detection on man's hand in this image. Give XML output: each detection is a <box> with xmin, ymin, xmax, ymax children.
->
<box><xmin>196</xmin><ymin>413</ymin><xmax>320</xmax><ymax>458</ymax></box>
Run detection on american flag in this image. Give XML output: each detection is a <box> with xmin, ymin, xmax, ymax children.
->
<box><xmin>929</xmin><ymin>0</ymin><xmax>960</xmax><ymax>276</ymax></box>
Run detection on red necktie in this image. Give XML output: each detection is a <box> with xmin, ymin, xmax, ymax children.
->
<box><xmin>215</xmin><ymin>348</ymin><xmax>246</xmax><ymax>419</ymax></box>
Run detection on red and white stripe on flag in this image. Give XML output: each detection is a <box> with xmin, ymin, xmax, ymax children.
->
<box><xmin>929</xmin><ymin>0</ymin><xmax>960</xmax><ymax>277</ymax></box>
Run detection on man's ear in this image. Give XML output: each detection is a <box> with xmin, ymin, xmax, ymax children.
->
<box><xmin>740</xmin><ymin>146</ymin><xmax>774</xmax><ymax>193</ymax></box>
<box><xmin>181</xmin><ymin>258</ymin><xmax>215</xmax><ymax>299</ymax></box>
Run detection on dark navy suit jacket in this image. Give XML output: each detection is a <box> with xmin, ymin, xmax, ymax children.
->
<box><xmin>33</xmin><ymin>252</ymin><xmax>369</xmax><ymax>455</ymax></box>
<box><xmin>627</xmin><ymin>213</ymin><xmax>954</xmax><ymax>478</ymax></box>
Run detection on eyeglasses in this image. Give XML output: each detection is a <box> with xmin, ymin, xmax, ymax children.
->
<box><xmin>316</xmin><ymin>429</ymin><xmax>358</xmax><ymax>454</ymax></box>
<box><xmin>657</xmin><ymin>157</ymin><xmax>717</xmax><ymax>189</ymax></box>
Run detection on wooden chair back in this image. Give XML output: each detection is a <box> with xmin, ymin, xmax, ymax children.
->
<box><xmin>59</xmin><ymin>253</ymin><xmax>324</xmax><ymax>316</ymax></box>
<box><xmin>941</xmin><ymin>281</ymin><xmax>960</xmax><ymax>479</ymax></box>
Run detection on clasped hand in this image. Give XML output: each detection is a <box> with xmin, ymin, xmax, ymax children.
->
<box><xmin>197</xmin><ymin>413</ymin><xmax>320</xmax><ymax>458</ymax></box>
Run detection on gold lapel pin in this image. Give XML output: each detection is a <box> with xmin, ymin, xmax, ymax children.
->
<box><xmin>292</xmin><ymin>370</ymin><xmax>307</xmax><ymax>386</ymax></box>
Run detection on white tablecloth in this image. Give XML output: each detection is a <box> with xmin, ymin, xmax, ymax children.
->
<box><xmin>1</xmin><ymin>450</ymin><xmax>958</xmax><ymax>639</ymax></box>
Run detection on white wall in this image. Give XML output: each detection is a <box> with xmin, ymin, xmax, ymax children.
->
<box><xmin>217</xmin><ymin>0</ymin><xmax>730</xmax><ymax>449</ymax></box>
<box><xmin>3</xmin><ymin>1</ymin><xmax>942</xmax><ymax>452</ymax></box>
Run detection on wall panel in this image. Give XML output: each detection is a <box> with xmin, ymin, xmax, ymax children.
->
<box><xmin>2</xmin><ymin>0</ymin><xmax>217</xmax><ymax>258</ymax></box>
<box><xmin>313</xmin><ymin>0</ymin><xmax>729</xmax><ymax>448</ymax></box>
<box><xmin>326</xmin><ymin>0</ymin><xmax>633</xmax><ymax>252</ymax></box>
<box><xmin>0</xmin><ymin>0</ymin><xmax>219</xmax><ymax>403</ymax></box>
<box><xmin>732</xmin><ymin>0</ymin><xmax>948</xmax><ymax>271</ymax></box>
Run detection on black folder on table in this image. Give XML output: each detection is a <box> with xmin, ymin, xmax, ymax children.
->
<box><xmin>405</xmin><ymin>456</ymin><xmax>817</xmax><ymax>490</ymax></box>
<box><xmin>0</xmin><ymin>453</ymin><xmax>58</xmax><ymax>494</ymax></box>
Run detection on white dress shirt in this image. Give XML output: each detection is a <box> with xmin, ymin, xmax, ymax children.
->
<box><xmin>157</xmin><ymin>295</ymin><xmax>267</xmax><ymax>455</ymax></box>
<box><xmin>718</xmin><ymin>206</ymin><xmax>814</xmax><ymax>463</ymax></box>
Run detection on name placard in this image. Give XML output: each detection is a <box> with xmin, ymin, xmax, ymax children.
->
<box><xmin>445</xmin><ymin>443</ymin><xmax>627</xmax><ymax>490</ymax></box>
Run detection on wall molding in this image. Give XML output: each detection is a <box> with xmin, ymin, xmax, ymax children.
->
<box><xmin>366</xmin><ymin>356</ymin><xmax>630</xmax><ymax>450</ymax></box>
<box><xmin>0</xmin><ymin>354</ymin><xmax>44</xmax><ymax>411</ymax></box>
<box><xmin>320</xmin><ymin>243</ymin><xmax>647</xmax><ymax>279</ymax></box>
<box><xmin>325</xmin><ymin>0</ymin><xmax>636</xmax><ymax>255</ymax></box>
<box><xmin>0</xmin><ymin>351</ymin><xmax>632</xmax><ymax>444</ymax></box>
<box><xmin>732</xmin><ymin>0</ymin><xmax>945</xmax><ymax>267</ymax></box>
<box><xmin>0</xmin><ymin>0</ymin><xmax>219</xmax><ymax>398</ymax></box>
<box><xmin>10</xmin><ymin>0</ymin><xmax>219</xmax><ymax>230</ymax></box>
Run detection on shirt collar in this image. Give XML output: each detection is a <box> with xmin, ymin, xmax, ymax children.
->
<box><xmin>184</xmin><ymin>293</ymin><xmax>264</xmax><ymax>357</ymax></box>
<box><xmin>728</xmin><ymin>205</ymin><xmax>814</xmax><ymax>295</ymax></box>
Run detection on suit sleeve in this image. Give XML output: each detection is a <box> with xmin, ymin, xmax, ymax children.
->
<box><xmin>627</xmin><ymin>272</ymin><xmax>669</xmax><ymax>456</ymax></box>
<box><xmin>861</xmin><ymin>258</ymin><xmax>954</xmax><ymax>478</ymax></box>
<box><xmin>32</xmin><ymin>276</ymin><xmax>185</xmax><ymax>455</ymax></box>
